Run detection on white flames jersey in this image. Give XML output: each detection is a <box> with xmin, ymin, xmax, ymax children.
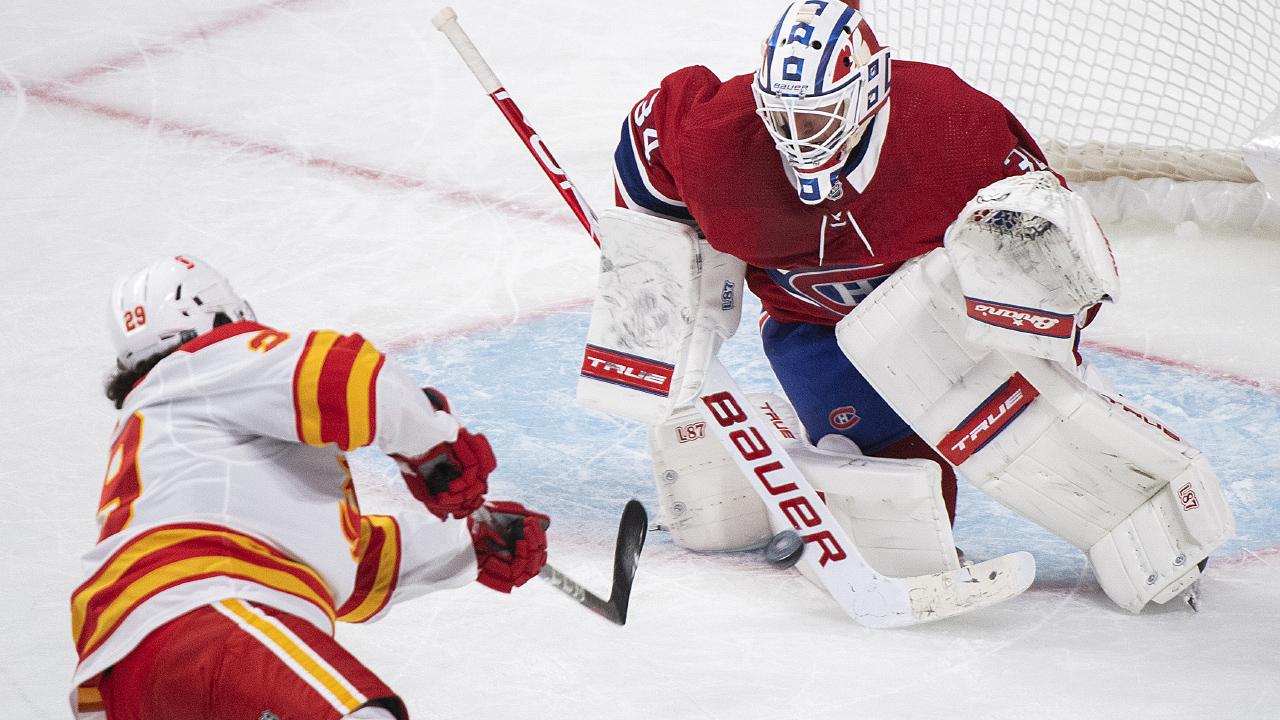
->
<box><xmin>71</xmin><ymin>321</ymin><xmax>478</xmax><ymax>712</ymax></box>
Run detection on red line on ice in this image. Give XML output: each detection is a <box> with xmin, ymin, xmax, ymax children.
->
<box><xmin>46</xmin><ymin>0</ymin><xmax>326</xmax><ymax>88</ymax></box>
<box><xmin>11</xmin><ymin>0</ymin><xmax>579</xmax><ymax>229</ymax></box>
<box><xmin>1082</xmin><ymin>340</ymin><xmax>1280</xmax><ymax>395</ymax></box>
<box><xmin>383</xmin><ymin>297</ymin><xmax>595</xmax><ymax>353</ymax></box>
<box><xmin>25</xmin><ymin>87</ymin><xmax>577</xmax><ymax>227</ymax></box>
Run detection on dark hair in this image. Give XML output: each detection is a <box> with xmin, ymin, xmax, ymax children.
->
<box><xmin>105</xmin><ymin>349</ymin><xmax>176</xmax><ymax>409</ymax></box>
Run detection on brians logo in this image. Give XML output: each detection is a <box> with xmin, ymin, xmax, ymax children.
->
<box><xmin>965</xmin><ymin>298</ymin><xmax>1074</xmax><ymax>339</ymax></box>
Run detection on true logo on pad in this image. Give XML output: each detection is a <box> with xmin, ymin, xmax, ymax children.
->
<box><xmin>939</xmin><ymin>373</ymin><xmax>1039</xmax><ymax>465</ymax></box>
<box><xmin>965</xmin><ymin>298</ymin><xmax>1073</xmax><ymax>338</ymax></box>
<box><xmin>581</xmin><ymin>345</ymin><xmax>673</xmax><ymax>396</ymax></box>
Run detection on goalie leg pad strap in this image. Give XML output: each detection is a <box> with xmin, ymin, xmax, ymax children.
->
<box><xmin>835</xmin><ymin>249</ymin><xmax>1235</xmax><ymax>611</ymax></box>
<box><xmin>649</xmin><ymin>393</ymin><xmax>959</xmax><ymax>577</ymax></box>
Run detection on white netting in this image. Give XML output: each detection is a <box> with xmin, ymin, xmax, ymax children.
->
<box><xmin>861</xmin><ymin>0</ymin><xmax>1280</xmax><ymax>185</ymax></box>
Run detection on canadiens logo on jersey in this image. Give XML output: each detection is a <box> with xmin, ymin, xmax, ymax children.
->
<box><xmin>765</xmin><ymin>264</ymin><xmax>898</xmax><ymax>318</ymax></box>
<box><xmin>829</xmin><ymin>406</ymin><xmax>860</xmax><ymax>430</ymax></box>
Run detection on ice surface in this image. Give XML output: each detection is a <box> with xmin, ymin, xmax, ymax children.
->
<box><xmin>2</xmin><ymin>1</ymin><xmax>1278</xmax><ymax>718</ymax></box>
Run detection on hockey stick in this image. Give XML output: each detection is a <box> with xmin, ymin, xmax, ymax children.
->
<box><xmin>697</xmin><ymin>359</ymin><xmax>1034</xmax><ymax>627</ymax></box>
<box><xmin>434</xmin><ymin>8</ymin><xmax>1035</xmax><ymax>626</ymax></box>
<box><xmin>537</xmin><ymin>499</ymin><xmax>648</xmax><ymax>625</ymax></box>
<box><xmin>430</xmin><ymin>7</ymin><xmax>600</xmax><ymax>245</ymax></box>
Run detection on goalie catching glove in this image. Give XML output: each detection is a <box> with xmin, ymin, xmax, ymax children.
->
<box><xmin>391</xmin><ymin>388</ymin><xmax>497</xmax><ymax>520</ymax></box>
<box><xmin>469</xmin><ymin>501</ymin><xmax>550</xmax><ymax>593</ymax></box>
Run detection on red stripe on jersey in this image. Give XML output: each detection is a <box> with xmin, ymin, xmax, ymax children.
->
<box><xmin>175</xmin><ymin>321</ymin><xmax>273</xmax><ymax>355</ymax></box>
<box><xmin>293</xmin><ymin>332</ymin><xmax>384</xmax><ymax>450</ymax></box>
<box><xmin>335</xmin><ymin>515</ymin><xmax>402</xmax><ymax>623</ymax></box>
<box><xmin>316</xmin><ymin>334</ymin><xmax>364</xmax><ymax>448</ymax></box>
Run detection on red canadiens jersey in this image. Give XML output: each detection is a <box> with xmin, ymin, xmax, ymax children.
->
<box><xmin>614</xmin><ymin>61</ymin><xmax>1059</xmax><ymax>325</ymax></box>
<box><xmin>71</xmin><ymin>322</ymin><xmax>477</xmax><ymax>716</ymax></box>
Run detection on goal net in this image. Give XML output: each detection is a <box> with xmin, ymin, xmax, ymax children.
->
<box><xmin>862</xmin><ymin>0</ymin><xmax>1280</xmax><ymax>228</ymax></box>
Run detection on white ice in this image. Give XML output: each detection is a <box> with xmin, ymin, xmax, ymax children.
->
<box><xmin>2</xmin><ymin>1</ymin><xmax>1279</xmax><ymax>718</ymax></box>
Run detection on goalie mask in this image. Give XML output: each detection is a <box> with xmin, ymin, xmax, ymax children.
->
<box><xmin>107</xmin><ymin>254</ymin><xmax>255</xmax><ymax>370</ymax></box>
<box><xmin>753</xmin><ymin>0</ymin><xmax>890</xmax><ymax>205</ymax></box>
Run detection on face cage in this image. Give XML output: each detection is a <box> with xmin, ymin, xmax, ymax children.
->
<box><xmin>754</xmin><ymin>85</ymin><xmax>864</xmax><ymax>170</ymax></box>
<box><xmin>753</xmin><ymin>46</ymin><xmax>891</xmax><ymax>170</ymax></box>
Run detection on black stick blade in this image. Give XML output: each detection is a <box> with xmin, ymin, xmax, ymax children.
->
<box><xmin>537</xmin><ymin>499</ymin><xmax>648</xmax><ymax>625</ymax></box>
<box><xmin>607</xmin><ymin>499</ymin><xmax>648</xmax><ymax>624</ymax></box>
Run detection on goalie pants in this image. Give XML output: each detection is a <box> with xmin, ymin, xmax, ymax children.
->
<box><xmin>761</xmin><ymin>316</ymin><xmax>958</xmax><ymax>521</ymax></box>
<box><xmin>97</xmin><ymin>598</ymin><xmax>405</xmax><ymax>720</ymax></box>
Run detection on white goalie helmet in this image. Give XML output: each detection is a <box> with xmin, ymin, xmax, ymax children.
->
<box><xmin>107</xmin><ymin>254</ymin><xmax>255</xmax><ymax>370</ymax></box>
<box><xmin>753</xmin><ymin>0</ymin><xmax>891</xmax><ymax>204</ymax></box>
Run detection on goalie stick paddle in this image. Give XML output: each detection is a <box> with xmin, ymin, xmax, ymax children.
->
<box><xmin>435</xmin><ymin>9</ymin><xmax>1035</xmax><ymax>626</ymax></box>
<box><xmin>538</xmin><ymin>499</ymin><xmax>648</xmax><ymax>625</ymax></box>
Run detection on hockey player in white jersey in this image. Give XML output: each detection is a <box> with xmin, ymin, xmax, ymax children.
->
<box><xmin>72</xmin><ymin>255</ymin><xmax>549</xmax><ymax>720</ymax></box>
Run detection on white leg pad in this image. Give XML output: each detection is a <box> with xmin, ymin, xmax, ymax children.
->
<box><xmin>1088</xmin><ymin>452</ymin><xmax>1236</xmax><ymax>612</ymax></box>
<box><xmin>788</xmin><ymin>435</ymin><xmax>960</xmax><ymax>578</ymax></box>
<box><xmin>649</xmin><ymin>393</ymin><xmax>960</xmax><ymax>577</ymax></box>
<box><xmin>835</xmin><ymin>249</ymin><xmax>1236</xmax><ymax>612</ymax></box>
<box><xmin>648</xmin><ymin>399</ymin><xmax>774</xmax><ymax>553</ymax></box>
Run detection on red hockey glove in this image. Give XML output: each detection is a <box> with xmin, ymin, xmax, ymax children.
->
<box><xmin>468</xmin><ymin>501</ymin><xmax>550</xmax><ymax>593</ymax></box>
<box><xmin>391</xmin><ymin>389</ymin><xmax>496</xmax><ymax>520</ymax></box>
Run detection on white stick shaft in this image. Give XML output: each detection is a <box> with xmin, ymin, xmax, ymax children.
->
<box><xmin>431</xmin><ymin>7</ymin><xmax>502</xmax><ymax>94</ymax></box>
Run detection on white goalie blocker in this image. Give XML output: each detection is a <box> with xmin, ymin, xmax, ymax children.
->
<box><xmin>835</xmin><ymin>176</ymin><xmax>1235</xmax><ymax>613</ymax></box>
<box><xmin>649</xmin><ymin>392</ymin><xmax>961</xmax><ymax>580</ymax></box>
<box><xmin>576</xmin><ymin>209</ymin><xmax>746</xmax><ymax>425</ymax></box>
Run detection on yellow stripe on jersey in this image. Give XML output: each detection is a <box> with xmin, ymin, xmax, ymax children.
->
<box><xmin>215</xmin><ymin>599</ymin><xmax>368</xmax><ymax>715</ymax></box>
<box><xmin>295</xmin><ymin>331</ymin><xmax>341</xmax><ymax>447</ymax></box>
<box><xmin>76</xmin><ymin>686</ymin><xmax>104</xmax><ymax>713</ymax></box>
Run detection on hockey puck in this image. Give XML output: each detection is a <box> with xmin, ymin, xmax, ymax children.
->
<box><xmin>764</xmin><ymin>530</ymin><xmax>804</xmax><ymax>569</ymax></box>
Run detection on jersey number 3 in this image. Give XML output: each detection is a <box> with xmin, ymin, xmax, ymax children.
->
<box><xmin>98</xmin><ymin>413</ymin><xmax>144</xmax><ymax>541</ymax></box>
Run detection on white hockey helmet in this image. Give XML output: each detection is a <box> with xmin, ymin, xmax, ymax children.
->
<box><xmin>107</xmin><ymin>254</ymin><xmax>255</xmax><ymax>370</ymax></box>
<box><xmin>753</xmin><ymin>0</ymin><xmax>891</xmax><ymax>204</ymax></box>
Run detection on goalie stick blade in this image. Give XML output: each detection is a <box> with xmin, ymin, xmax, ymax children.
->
<box><xmin>858</xmin><ymin>551</ymin><xmax>1037</xmax><ymax>629</ymax></box>
<box><xmin>539</xmin><ymin>500</ymin><xmax>648</xmax><ymax>625</ymax></box>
